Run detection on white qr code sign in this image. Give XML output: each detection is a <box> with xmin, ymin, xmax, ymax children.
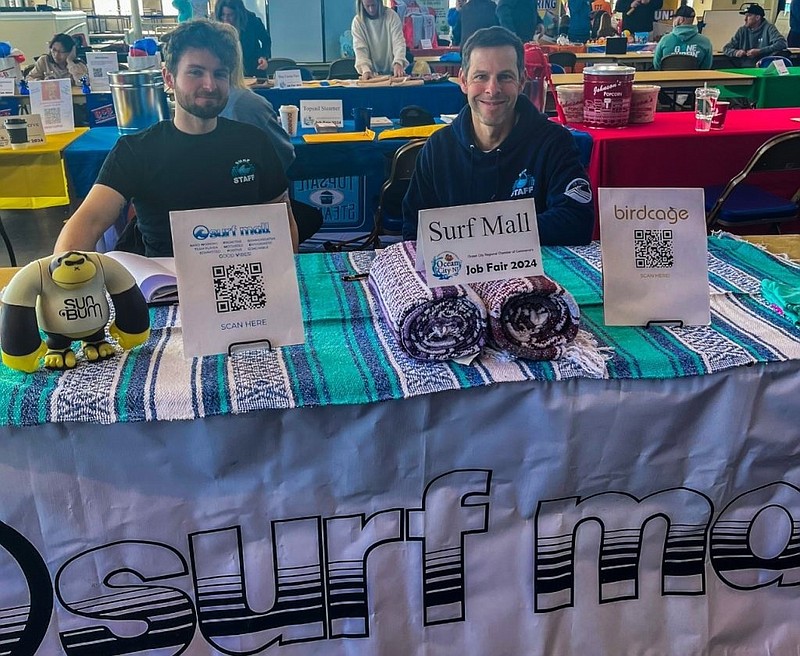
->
<box><xmin>598</xmin><ymin>187</ymin><xmax>710</xmax><ymax>327</ymax></box>
<box><xmin>170</xmin><ymin>203</ymin><xmax>304</xmax><ymax>358</ymax></box>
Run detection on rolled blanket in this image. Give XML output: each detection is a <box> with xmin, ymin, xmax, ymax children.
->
<box><xmin>368</xmin><ymin>241</ymin><xmax>487</xmax><ymax>361</ymax></box>
<box><xmin>470</xmin><ymin>276</ymin><xmax>580</xmax><ymax>361</ymax></box>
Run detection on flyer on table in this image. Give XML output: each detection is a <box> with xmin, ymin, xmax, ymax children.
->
<box><xmin>417</xmin><ymin>198</ymin><xmax>543</xmax><ymax>287</ymax></box>
<box><xmin>598</xmin><ymin>187</ymin><xmax>710</xmax><ymax>326</ymax></box>
<box><xmin>85</xmin><ymin>51</ymin><xmax>119</xmax><ymax>92</ymax></box>
<box><xmin>170</xmin><ymin>203</ymin><xmax>305</xmax><ymax>358</ymax></box>
<box><xmin>29</xmin><ymin>79</ymin><xmax>74</xmax><ymax>133</ymax></box>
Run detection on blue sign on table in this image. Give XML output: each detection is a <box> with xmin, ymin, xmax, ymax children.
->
<box><xmin>292</xmin><ymin>176</ymin><xmax>367</xmax><ymax>232</ymax></box>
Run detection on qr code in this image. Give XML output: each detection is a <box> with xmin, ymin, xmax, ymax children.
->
<box><xmin>91</xmin><ymin>67</ymin><xmax>104</xmax><ymax>78</ymax></box>
<box><xmin>43</xmin><ymin>107</ymin><xmax>61</xmax><ymax>124</ymax></box>
<box><xmin>212</xmin><ymin>262</ymin><xmax>267</xmax><ymax>313</ymax></box>
<box><xmin>634</xmin><ymin>229</ymin><xmax>674</xmax><ymax>268</ymax></box>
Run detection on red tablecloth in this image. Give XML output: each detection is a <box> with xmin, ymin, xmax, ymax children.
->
<box><xmin>583</xmin><ymin>107</ymin><xmax>800</xmax><ymax>237</ymax></box>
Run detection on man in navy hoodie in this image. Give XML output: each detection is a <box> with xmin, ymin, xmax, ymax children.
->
<box><xmin>402</xmin><ymin>26</ymin><xmax>594</xmax><ymax>245</ymax></box>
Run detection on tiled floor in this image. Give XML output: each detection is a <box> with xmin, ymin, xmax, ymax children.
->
<box><xmin>0</xmin><ymin>206</ymin><xmax>71</xmax><ymax>267</ymax></box>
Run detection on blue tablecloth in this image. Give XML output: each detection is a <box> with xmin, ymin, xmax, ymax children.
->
<box><xmin>252</xmin><ymin>81</ymin><xmax>466</xmax><ymax>119</ymax></box>
<box><xmin>63</xmin><ymin>122</ymin><xmax>593</xmax><ymax>235</ymax></box>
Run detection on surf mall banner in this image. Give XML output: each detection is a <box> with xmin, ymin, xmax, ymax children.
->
<box><xmin>3</xmin><ymin>357</ymin><xmax>800</xmax><ymax>655</ymax></box>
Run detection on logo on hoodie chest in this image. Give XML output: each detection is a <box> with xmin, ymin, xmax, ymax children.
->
<box><xmin>510</xmin><ymin>169</ymin><xmax>535</xmax><ymax>198</ymax></box>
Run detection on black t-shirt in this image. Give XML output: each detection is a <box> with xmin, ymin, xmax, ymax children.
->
<box><xmin>97</xmin><ymin>118</ymin><xmax>289</xmax><ymax>256</ymax></box>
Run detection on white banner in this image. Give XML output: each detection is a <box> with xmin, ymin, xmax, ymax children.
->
<box><xmin>2</xmin><ymin>360</ymin><xmax>800</xmax><ymax>654</ymax></box>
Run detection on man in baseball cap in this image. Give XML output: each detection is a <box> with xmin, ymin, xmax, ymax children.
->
<box><xmin>722</xmin><ymin>2</ymin><xmax>787</xmax><ymax>67</ymax></box>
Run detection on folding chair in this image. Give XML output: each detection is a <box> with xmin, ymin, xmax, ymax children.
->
<box><xmin>705</xmin><ymin>130</ymin><xmax>800</xmax><ymax>232</ymax></box>
<box><xmin>327</xmin><ymin>57</ymin><xmax>359</xmax><ymax>80</ymax></box>
<box><xmin>0</xmin><ymin>216</ymin><xmax>17</xmax><ymax>266</ymax></box>
<box><xmin>324</xmin><ymin>139</ymin><xmax>426</xmax><ymax>251</ymax></box>
<box><xmin>658</xmin><ymin>54</ymin><xmax>699</xmax><ymax>111</ymax></box>
<box><xmin>756</xmin><ymin>55</ymin><xmax>793</xmax><ymax>68</ymax></box>
<box><xmin>547</xmin><ymin>51</ymin><xmax>578</xmax><ymax>73</ymax></box>
<box><xmin>263</xmin><ymin>58</ymin><xmax>297</xmax><ymax>77</ymax></box>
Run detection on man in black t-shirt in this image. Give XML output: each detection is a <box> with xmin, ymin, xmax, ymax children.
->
<box><xmin>55</xmin><ymin>20</ymin><xmax>299</xmax><ymax>257</ymax></box>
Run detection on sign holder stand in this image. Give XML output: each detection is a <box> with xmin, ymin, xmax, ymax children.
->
<box><xmin>227</xmin><ymin>338</ymin><xmax>274</xmax><ymax>356</ymax></box>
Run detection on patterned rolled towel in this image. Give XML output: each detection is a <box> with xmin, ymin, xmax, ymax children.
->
<box><xmin>368</xmin><ymin>241</ymin><xmax>487</xmax><ymax>361</ymax></box>
<box><xmin>470</xmin><ymin>276</ymin><xmax>580</xmax><ymax>361</ymax></box>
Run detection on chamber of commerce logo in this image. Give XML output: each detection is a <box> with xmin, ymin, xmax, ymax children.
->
<box><xmin>231</xmin><ymin>159</ymin><xmax>256</xmax><ymax>184</ymax></box>
<box><xmin>564</xmin><ymin>178</ymin><xmax>593</xmax><ymax>204</ymax></box>
<box><xmin>510</xmin><ymin>169</ymin><xmax>535</xmax><ymax>198</ymax></box>
<box><xmin>431</xmin><ymin>252</ymin><xmax>462</xmax><ymax>280</ymax></box>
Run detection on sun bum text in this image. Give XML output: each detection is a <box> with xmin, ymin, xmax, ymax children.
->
<box><xmin>2</xmin><ymin>475</ymin><xmax>798</xmax><ymax>654</ymax></box>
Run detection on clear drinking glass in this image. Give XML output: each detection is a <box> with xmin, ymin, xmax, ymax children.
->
<box><xmin>694</xmin><ymin>87</ymin><xmax>720</xmax><ymax>132</ymax></box>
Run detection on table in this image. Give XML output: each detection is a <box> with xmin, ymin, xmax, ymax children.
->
<box><xmin>0</xmin><ymin>128</ymin><xmax>88</xmax><ymax>210</ymax></box>
<box><xmin>62</xmin><ymin>124</ymin><xmax>593</xmax><ymax>237</ymax></box>
<box><xmin>252</xmin><ymin>81</ymin><xmax>466</xmax><ymax>123</ymax></box>
<box><xmin>551</xmin><ymin>69</ymin><xmax>756</xmax><ymax>88</ymax></box>
<box><xmin>581</xmin><ymin>107</ymin><xmax>800</xmax><ymax>238</ymax></box>
<box><xmin>717</xmin><ymin>68</ymin><xmax>800</xmax><ymax>109</ymax></box>
<box><xmin>574</xmin><ymin>52</ymin><xmax>656</xmax><ymax>68</ymax></box>
<box><xmin>1</xmin><ymin>236</ymin><xmax>800</xmax><ymax>654</ymax></box>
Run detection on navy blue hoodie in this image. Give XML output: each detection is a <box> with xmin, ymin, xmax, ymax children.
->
<box><xmin>402</xmin><ymin>94</ymin><xmax>594</xmax><ymax>245</ymax></box>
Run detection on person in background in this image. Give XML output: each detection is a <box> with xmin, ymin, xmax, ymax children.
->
<box><xmin>448</xmin><ymin>0</ymin><xmax>465</xmax><ymax>45</ymax></box>
<box><xmin>496</xmin><ymin>0</ymin><xmax>543</xmax><ymax>41</ymax></box>
<box><xmin>723</xmin><ymin>2</ymin><xmax>787</xmax><ymax>66</ymax></box>
<box><xmin>402</xmin><ymin>26</ymin><xmax>593</xmax><ymax>245</ymax></box>
<box><xmin>591</xmin><ymin>0</ymin><xmax>611</xmax><ymax>14</ymax></box>
<box><xmin>351</xmin><ymin>0</ymin><xmax>408</xmax><ymax>79</ymax></box>
<box><xmin>567</xmin><ymin>0</ymin><xmax>591</xmax><ymax>42</ymax></box>
<box><xmin>790</xmin><ymin>0</ymin><xmax>800</xmax><ymax>47</ymax></box>
<box><xmin>652</xmin><ymin>4</ymin><xmax>712</xmax><ymax>69</ymax></box>
<box><xmin>614</xmin><ymin>0</ymin><xmax>662</xmax><ymax>37</ymax></box>
<box><xmin>460</xmin><ymin>0</ymin><xmax>499</xmax><ymax>47</ymax></box>
<box><xmin>26</xmin><ymin>33</ymin><xmax>88</xmax><ymax>87</ymax></box>
<box><xmin>215</xmin><ymin>0</ymin><xmax>271</xmax><ymax>77</ymax></box>
<box><xmin>54</xmin><ymin>20</ymin><xmax>300</xmax><ymax>257</ymax></box>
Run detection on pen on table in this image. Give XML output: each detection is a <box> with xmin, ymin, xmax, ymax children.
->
<box><xmin>341</xmin><ymin>273</ymin><xmax>369</xmax><ymax>282</ymax></box>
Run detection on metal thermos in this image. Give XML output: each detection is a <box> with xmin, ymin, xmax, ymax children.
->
<box><xmin>108</xmin><ymin>69</ymin><xmax>170</xmax><ymax>134</ymax></box>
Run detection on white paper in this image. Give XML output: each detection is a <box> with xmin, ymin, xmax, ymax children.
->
<box><xmin>28</xmin><ymin>79</ymin><xmax>74</xmax><ymax>134</ymax></box>
<box><xmin>274</xmin><ymin>69</ymin><xmax>303</xmax><ymax>89</ymax></box>
<box><xmin>106</xmin><ymin>251</ymin><xmax>177</xmax><ymax>304</ymax></box>
<box><xmin>300</xmin><ymin>99</ymin><xmax>344</xmax><ymax>127</ymax></box>
<box><xmin>417</xmin><ymin>199</ymin><xmax>543</xmax><ymax>288</ymax></box>
<box><xmin>0</xmin><ymin>78</ymin><xmax>14</xmax><ymax>96</ymax></box>
<box><xmin>127</xmin><ymin>52</ymin><xmax>162</xmax><ymax>71</ymax></box>
<box><xmin>85</xmin><ymin>51</ymin><xmax>120</xmax><ymax>93</ymax></box>
<box><xmin>169</xmin><ymin>203</ymin><xmax>305</xmax><ymax>358</ymax></box>
<box><xmin>0</xmin><ymin>114</ymin><xmax>46</xmax><ymax>148</ymax></box>
<box><xmin>420</xmin><ymin>38</ymin><xmax>433</xmax><ymax>49</ymax></box>
<box><xmin>598</xmin><ymin>187</ymin><xmax>710</xmax><ymax>326</ymax></box>
<box><xmin>772</xmin><ymin>59</ymin><xmax>790</xmax><ymax>76</ymax></box>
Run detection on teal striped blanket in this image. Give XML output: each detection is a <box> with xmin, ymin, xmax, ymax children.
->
<box><xmin>2</xmin><ymin>235</ymin><xmax>799</xmax><ymax>427</ymax></box>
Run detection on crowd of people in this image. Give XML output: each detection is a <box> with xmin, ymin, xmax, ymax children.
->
<box><xmin>17</xmin><ymin>0</ymin><xmax>794</xmax><ymax>255</ymax></box>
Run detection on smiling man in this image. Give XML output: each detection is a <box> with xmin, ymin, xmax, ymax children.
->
<box><xmin>402</xmin><ymin>26</ymin><xmax>593</xmax><ymax>245</ymax></box>
<box><xmin>55</xmin><ymin>20</ymin><xmax>299</xmax><ymax>257</ymax></box>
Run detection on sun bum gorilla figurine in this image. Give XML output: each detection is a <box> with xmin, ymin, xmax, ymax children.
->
<box><xmin>0</xmin><ymin>251</ymin><xmax>150</xmax><ymax>373</ymax></box>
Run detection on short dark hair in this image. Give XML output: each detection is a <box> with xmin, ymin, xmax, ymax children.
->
<box><xmin>461</xmin><ymin>26</ymin><xmax>525</xmax><ymax>79</ymax></box>
<box><xmin>163</xmin><ymin>19</ymin><xmax>240</xmax><ymax>76</ymax></box>
<box><xmin>49</xmin><ymin>33</ymin><xmax>76</xmax><ymax>54</ymax></box>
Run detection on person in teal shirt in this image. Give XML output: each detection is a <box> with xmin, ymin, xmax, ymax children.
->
<box><xmin>652</xmin><ymin>4</ymin><xmax>713</xmax><ymax>69</ymax></box>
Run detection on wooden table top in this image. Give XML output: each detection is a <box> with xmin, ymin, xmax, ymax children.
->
<box><xmin>551</xmin><ymin>70</ymin><xmax>755</xmax><ymax>88</ymax></box>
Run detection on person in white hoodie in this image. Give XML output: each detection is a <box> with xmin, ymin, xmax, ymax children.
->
<box><xmin>652</xmin><ymin>4</ymin><xmax>713</xmax><ymax>69</ymax></box>
<box><xmin>351</xmin><ymin>0</ymin><xmax>408</xmax><ymax>79</ymax></box>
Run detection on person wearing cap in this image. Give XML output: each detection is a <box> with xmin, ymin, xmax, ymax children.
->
<box><xmin>402</xmin><ymin>26</ymin><xmax>594</xmax><ymax>246</ymax></box>
<box><xmin>652</xmin><ymin>5</ymin><xmax>713</xmax><ymax>69</ymax></box>
<box><xmin>722</xmin><ymin>3</ymin><xmax>787</xmax><ymax>67</ymax></box>
<box><xmin>788</xmin><ymin>0</ymin><xmax>799</xmax><ymax>47</ymax></box>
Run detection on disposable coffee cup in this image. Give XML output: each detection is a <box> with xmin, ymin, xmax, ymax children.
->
<box><xmin>555</xmin><ymin>84</ymin><xmax>584</xmax><ymax>124</ymax></box>
<box><xmin>694</xmin><ymin>86</ymin><xmax>720</xmax><ymax>133</ymax></box>
<box><xmin>352</xmin><ymin>106</ymin><xmax>372</xmax><ymax>132</ymax></box>
<box><xmin>4</xmin><ymin>117</ymin><xmax>28</xmax><ymax>150</ymax></box>
<box><xmin>710</xmin><ymin>101</ymin><xmax>730</xmax><ymax>130</ymax></box>
<box><xmin>278</xmin><ymin>104</ymin><xmax>299</xmax><ymax>137</ymax></box>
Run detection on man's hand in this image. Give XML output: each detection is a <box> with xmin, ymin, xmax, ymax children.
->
<box><xmin>257</xmin><ymin>57</ymin><xmax>268</xmax><ymax>70</ymax></box>
<box><xmin>361</xmin><ymin>70</ymin><xmax>375</xmax><ymax>80</ymax></box>
<box><xmin>745</xmin><ymin>48</ymin><xmax>760</xmax><ymax>57</ymax></box>
<box><xmin>392</xmin><ymin>63</ymin><xmax>405</xmax><ymax>78</ymax></box>
<box><xmin>734</xmin><ymin>49</ymin><xmax>746</xmax><ymax>57</ymax></box>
